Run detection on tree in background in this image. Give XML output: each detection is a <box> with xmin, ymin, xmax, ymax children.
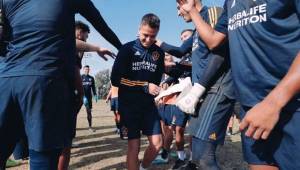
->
<box><xmin>94</xmin><ymin>69</ymin><xmax>111</xmax><ymax>99</ymax></box>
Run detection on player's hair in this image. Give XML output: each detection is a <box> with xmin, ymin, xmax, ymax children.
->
<box><xmin>181</xmin><ymin>29</ymin><xmax>193</xmax><ymax>35</ymax></box>
<box><xmin>84</xmin><ymin>65</ymin><xmax>90</xmax><ymax>68</ymax></box>
<box><xmin>141</xmin><ymin>13</ymin><xmax>160</xmax><ymax>29</ymax></box>
<box><xmin>75</xmin><ymin>21</ymin><xmax>90</xmax><ymax>33</ymax></box>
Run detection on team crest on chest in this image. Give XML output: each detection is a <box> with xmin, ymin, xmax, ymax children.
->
<box><xmin>152</xmin><ymin>51</ymin><xmax>160</xmax><ymax>61</ymax></box>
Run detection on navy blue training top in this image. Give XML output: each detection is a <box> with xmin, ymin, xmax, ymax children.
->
<box><xmin>111</xmin><ymin>39</ymin><xmax>165</xmax><ymax>102</ymax></box>
<box><xmin>81</xmin><ymin>74</ymin><xmax>96</xmax><ymax>98</ymax></box>
<box><xmin>161</xmin><ymin>6</ymin><xmax>234</xmax><ymax>99</ymax></box>
<box><xmin>215</xmin><ymin>0</ymin><xmax>300</xmax><ymax>107</ymax></box>
<box><xmin>0</xmin><ymin>0</ymin><xmax>76</xmax><ymax>79</ymax></box>
<box><xmin>161</xmin><ymin>7</ymin><xmax>223</xmax><ymax>84</ymax></box>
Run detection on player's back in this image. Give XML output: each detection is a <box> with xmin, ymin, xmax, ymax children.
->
<box><xmin>0</xmin><ymin>0</ymin><xmax>76</xmax><ymax>78</ymax></box>
<box><xmin>111</xmin><ymin>85</ymin><xmax>119</xmax><ymax>98</ymax></box>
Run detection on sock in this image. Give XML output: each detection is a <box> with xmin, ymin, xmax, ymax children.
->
<box><xmin>177</xmin><ymin>150</ymin><xmax>185</xmax><ymax>161</ymax></box>
<box><xmin>116</xmin><ymin>122</ymin><xmax>120</xmax><ymax>130</ymax></box>
<box><xmin>229</xmin><ymin>127</ymin><xmax>233</xmax><ymax>134</ymax></box>
<box><xmin>161</xmin><ymin>149</ymin><xmax>169</xmax><ymax>159</ymax></box>
<box><xmin>189</xmin><ymin>151</ymin><xmax>192</xmax><ymax>161</ymax></box>
<box><xmin>139</xmin><ymin>163</ymin><xmax>147</xmax><ymax>170</ymax></box>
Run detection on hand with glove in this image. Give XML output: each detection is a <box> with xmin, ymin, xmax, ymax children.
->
<box><xmin>176</xmin><ymin>83</ymin><xmax>205</xmax><ymax>115</ymax></box>
<box><xmin>94</xmin><ymin>95</ymin><xmax>98</xmax><ymax>103</ymax></box>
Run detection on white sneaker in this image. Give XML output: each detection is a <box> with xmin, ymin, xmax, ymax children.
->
<box><xmin>89</xmin><ymin>127</ymin><xmax>96</xmax><ymax>132</ymax></box>
<box><xmin>72</xmin><ymin>143</ymin><xmax>80</xmax><ymax>148</ymax></box>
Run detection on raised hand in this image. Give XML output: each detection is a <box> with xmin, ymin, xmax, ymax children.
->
<box><xmin>97</xmin><ymin>47</ymin><xmax>116</xmax><ymax>61</ymax></box>
<box><xmin>177</xmin><ymin>0</ymin><xmax>196</xmax><ymax>13</ymax></box>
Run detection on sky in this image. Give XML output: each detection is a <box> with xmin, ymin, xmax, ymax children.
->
<box><xmin>76</xmin><ymin>0</ymin><xmax>225</xmax><ymax>75</ymax></box>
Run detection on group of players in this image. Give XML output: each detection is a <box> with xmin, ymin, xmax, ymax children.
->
<box><xmin>111</xmin><ymin>0</ymin><xmax>300</xmax><ymax>170</ymax></box>
<box><xmin>0</xmin><ymin>0</ymin><xmax>300</xmax><ymax>170</ymax></box>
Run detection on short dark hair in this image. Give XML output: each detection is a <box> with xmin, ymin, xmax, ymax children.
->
<box><xmin>84</xmin><ymin>65</ymin><xmax>90</xmax><ymax>68</ymax></box>
<box><xmin>141</xmin><ymin>13</ymin><xmax>160</xmax><ymax>29</ymax></box>
<box><xmin>75</xmin><ymin>21</ymin><xmax>90</xmax><ymax>33</ymax></box>
<box><xmin>181</xmin><ymin>29</ymin><xmax>193</xmax><ymax>35</ymax></box>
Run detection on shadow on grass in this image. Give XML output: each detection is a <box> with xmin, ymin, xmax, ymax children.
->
<box><xmin>69</xmin><ymin>134</ymin><xmax>149</xmax><ymax>169</ymax></box>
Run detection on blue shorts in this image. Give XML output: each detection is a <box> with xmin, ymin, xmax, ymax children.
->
<box><xmin>158</xmin><ymin>104</ymin><xmax>174</xmax><ymax>126</ymax></box>
<box><xmin>188</xmin><ymin>92</ymin><xmax>234</xmax><ymax>144</ymax></box>
<box><xmin>119</xmin><ymin>98</ymin><xmax>161</xmax><ymax>140</ymax></box>
<box><xmin>13</xmin><ymin>136</ymin><xmax>29</xmax><ymax>160</ymax></box>
<box><xmin>159</xmin><ymin>105</ymin><xmax>189</xmax><ymax>127</ymax></box>
<box><xmin>171</xmin><ymin>105</ymin><xmax>189</xmax><ymax>127</ymax></box>
<box><xmin>240</xmin><ymin>104</ymin><xmax>300</xmax><ymax>169</ymax></box>
<box><xmin>110</xmin><ymin>97</ymin><xmax>119</xmax><ymax>112</ymax></box>
<box><xmin>84</xmin><ymin>96</ymin><xmax>92</xmax><ymax>109</ymax></box>
<box><xmin>0</xmin><ymin>76</ymin><xmax>73</xmax><ymax>156</ymax></box>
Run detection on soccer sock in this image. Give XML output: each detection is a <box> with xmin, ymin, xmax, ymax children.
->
<box><xmin>116</xmin><ymin>122</ymin><xmax>120</xmax><ymax>130</ymax></box>
<box><xmin>177</xmin><ymin>150</ymin><xmax>185</xmax><ymax>161</ymax></box>
<box><xmin>161</xmin><ymin>149</ymin><xmax>169</xmax><ymax>159</ymax></box>
<box><xmin>139</xmin><ymin>163</ymin><xmax>147</xmax><ymax>170</ymax></box>
<box><xmin>228</xmin><ymin>127</ymin><xmax>233</xmax><ymax>134</ymax></box>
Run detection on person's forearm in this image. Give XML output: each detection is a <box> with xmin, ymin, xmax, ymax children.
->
<box><xmin>264</xmin><ymin>52</ymin><xmax>300</xmax><ymax>109</ymax></box>
<box><xmin>189</xmin><ymin>8</ymin><xmax>224</xmax><ymax>50</ymax></box>
<box><xmin>176</xmin><ymin>63</ymin><xmax>192</xmax><ymax>72</ymax></box>
<box><xmin>78</xmin><ymin>0</ymin><xmax>122</xmax><ymax>50</ymax></box>
<box><xmin>95</xmin><ymin>23</ymin><xmax>122</xmax><ymax>50</ymax></box>
<box><xmin>106</xmin><ymin>90</ymin><xmax>112</xmax><ymax>100</ymax></box>
<box><xmin>160</xmin><ymin>43</ymin><xmax>186</xmax><ymax>58</ymax></box>
<box><xmin>76</xmin><ymin>39</ymin><xmax>99</xmax><ymax>52</ymax></box>
<box><xmin>197</xmin><ymin>53</ymin><xmax>224</xmax><ymax>87</ymax></box>
<box><xmin>92</xmin><ymin>87</ymin><xmax>96</xmax><ymax>96</ymax></box>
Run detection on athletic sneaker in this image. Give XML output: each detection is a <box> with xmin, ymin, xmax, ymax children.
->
<box><xmin>115</xmin><ymin>128</ymin><xmax>120</xmax><ymax>134</ymax></box>
<box><xmin>89</xmin><ymin>127</ymin><xmax>96</xmax><ymax>132</ymax></box>
<box><xmin>6</xmin><ymin>159</ymin><xmax>21</xmax><ymax>168</ymax></box>
<box><xmin>120</xmin><ymin>126</ymin><xmax>128</xmax><ymax>140</ymax></box>
<box><xmin>152</xmin><ymin>154</ymin><xmax>169</xmax><ymax>164</ymax></box>
<box><xmin>72</xmin><ymin>142</ymin><xmax>80</xmax><ymax>148</ymax></box>
<box><xmin>172</xmin><ymin>159</ymin><xmax>186</xmax><ymax>169</ymax></box>
<box><xmin>184</xmin><ymin>161</ymin><xmax>198</xmax><ymax>170</ymax></box>
<box><xmin>170</xmin><ymin>150</ymin><xmax>178</xmax><ymax>158</ymax></box>
<box><xmin>227</xmin><ymin>128</ymin><xmax>233</xmax><ymax>136</ymax></box>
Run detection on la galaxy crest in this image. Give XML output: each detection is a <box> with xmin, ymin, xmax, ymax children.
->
<box><xmin>152</xmin><ymin>51</ymin><xmax>160</xmax><ymax>61</ymax></box>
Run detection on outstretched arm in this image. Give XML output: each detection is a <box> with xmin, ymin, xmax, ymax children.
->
<box><xmin>177</xmin><ymin>0</ymin><xmax>227</xmax><ymax>50</ymax></box>
<box><xmin>76</xmin><ymin>39</ymin><xmax>115</xmax><ymax>61</ymax></box>
<box><xmin>76</xmin><ymin>0</ymin><xmax>122</xmax><ymax>50</ymax></box>
<box><xmin>91</xmin><ymin>77</ymin><xmax>97</xmax><ymax>96</ymax></box>
<box><xmin>176</xmin><ymin>49</ymin><xmax>227</xmax><ymax>114</ymax></box>
<box><xmin>105</xmin><ymin>88</ymin><xmax>112</xmax><ymax>103</ymax></box>
<box><xmin>156</xmin><ymin>37</ymin><xmax>192</xmax><ymax>58</ymax></box>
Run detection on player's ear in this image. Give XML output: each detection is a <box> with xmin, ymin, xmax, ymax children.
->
<box><xmin>137</xmin><ymin>27</ymin><xmax>141</xmax><ymax>38</ymax></box>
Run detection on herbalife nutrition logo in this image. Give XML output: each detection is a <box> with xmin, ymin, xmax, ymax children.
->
<box><xmin>232</xmin><ymin>0</ymin><xmax>257</xmax><ymax>8</ymax></box>
<box><xmin>228</xmin><ymin>2</ymin><xmax>267</xmax><ymax>31</ymax></box>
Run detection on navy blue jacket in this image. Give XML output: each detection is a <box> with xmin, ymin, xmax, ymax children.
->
<box><xmin>111</xmin><ymin>39</ymin><xmax>165</xmax><ymax>102</ymax></box>
<box><xmin>0</xmin><ymin>0</ymin><xmax>76</xmax><ymax>79</ymax></box>
<box><xmin>161</xmin><ymin>6</ymin><xmax>235</xmax><ymax>99</ymax></box>
<box><xmin>215</xmin><ymin>0</ymin><xmax>300</xmax><ymax>107</ymax></box>
<box><xmin>81</xmin><ymin>74</ymin><xmax>96</xmax><ymax>98</ymax></box>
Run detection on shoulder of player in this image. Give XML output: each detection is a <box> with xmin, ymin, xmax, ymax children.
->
<box><xmin>150</xmin><ymin>45</ymin><xmax>165</xmax><ymax>62</ymax></box>
<box><xmin>118</xmin><ymin>40</ymin><xmax>136</xmax><ymax>53</ymax></box>
<box><xmin>88</xmin><ymin>75</ymin><xmax>95</xmax><ymax>79</ymax></box>
<box><xmin>152</xmin><ymin>44</ymin><xmax>164</xmax><ymax>54</ymax></box>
